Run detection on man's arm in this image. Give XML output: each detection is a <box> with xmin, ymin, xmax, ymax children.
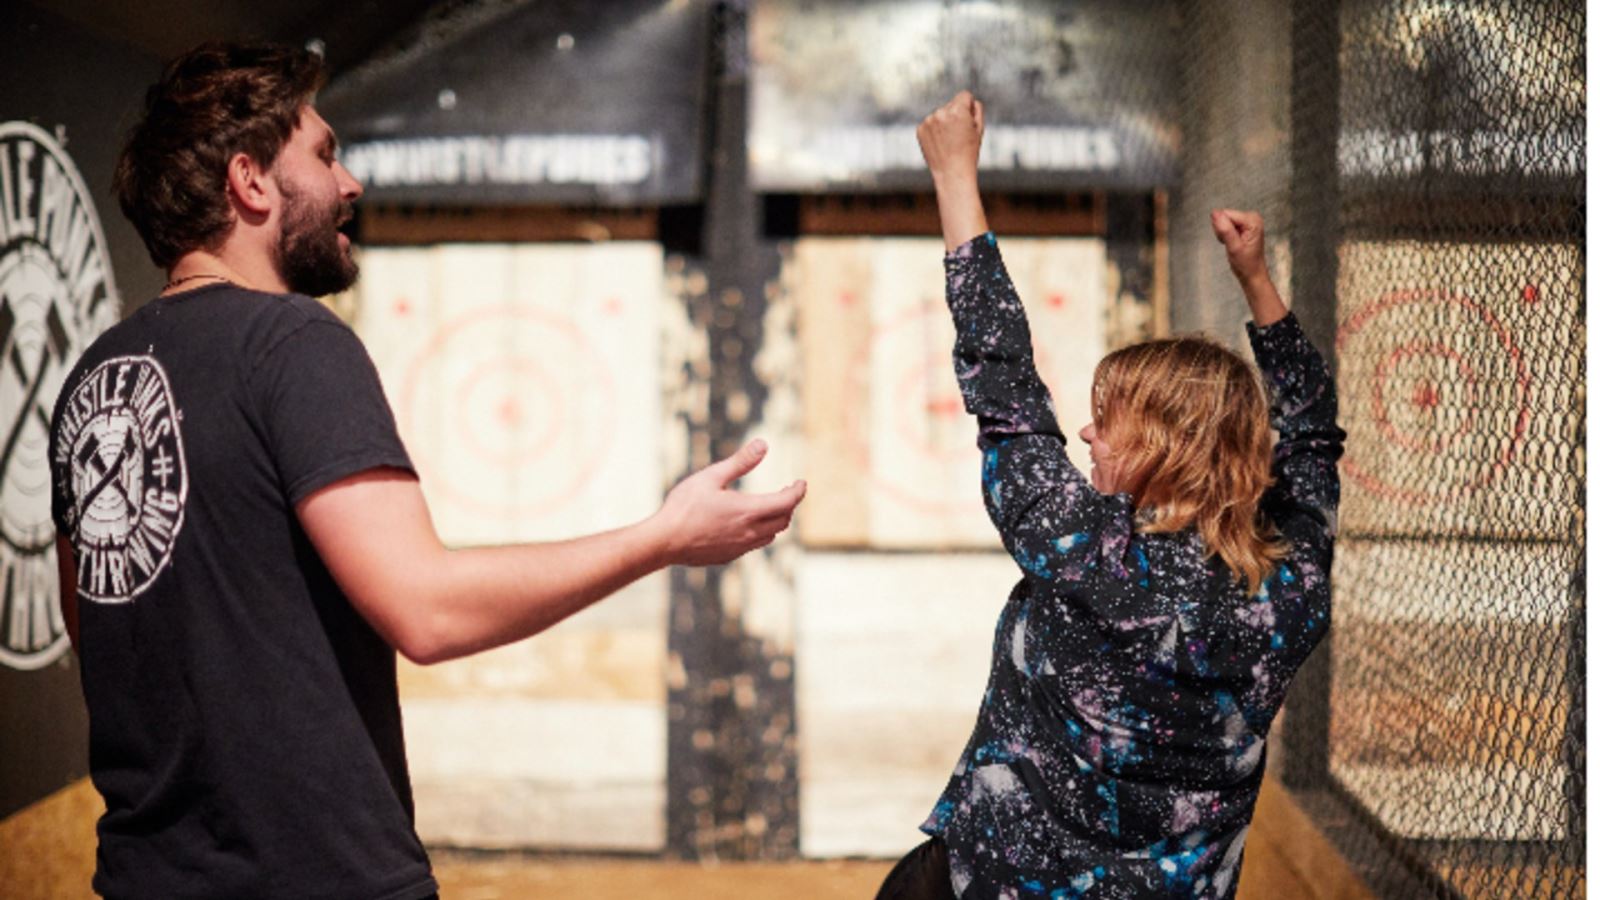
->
<box><xmin>56</xmin><ymin>536</ymin><xmax>78</xmax><ymax>652</ymax></box>
<box><xmin>297</xmin><ymin>440</ymin><xmax>804</xmax><ymax>665</ymax></box>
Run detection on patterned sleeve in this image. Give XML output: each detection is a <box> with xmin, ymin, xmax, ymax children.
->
<box><xmin>945</xmin><ymin>233</ymin><xmax>1135</xmax><ymax>587</ymax></box>
<box><xmin>1246</xmin><ymin>313</ymin><xmax>1345</xmax><ymax>553</ymax></box>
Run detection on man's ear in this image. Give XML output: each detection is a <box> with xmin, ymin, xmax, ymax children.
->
<box><xmin>224</xmin><ymin>151</ymin><xmax>275</xmax><ymax>220</ymax></box>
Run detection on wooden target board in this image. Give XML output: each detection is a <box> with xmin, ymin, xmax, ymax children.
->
<box><xmin>1334</xmin><ymin>241</ymin><xmax>1582</xmax><ymax>540</ymax></box>
<box><xmin>352</xmin><ymin>243</ymin><xmax>665</xmax><ymax>544</ymax></box>
<box><xmin>794</xmin><ymin>237</ymin><xmax>1107</xmax><ymax>549</ymax></box>
<box><xmin>348</xmin><ymin>243</ymin><xmax>669</xmax><ymax>851</ymax></box>
<box><xmin>1329</xmin><ymin>240</ymin><xmax>1581</xmax><ymax>841</ymax></box>
<box><xmin>795</xmin><ymin>552</ymin><xmax>1017</xmax><ymax>857</ymax></box>
<box><xmin>1329</xmin><ymin>537</ymin><xmax>1574</xmax><ymax>840</ymax></box>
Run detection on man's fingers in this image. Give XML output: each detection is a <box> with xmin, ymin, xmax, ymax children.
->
<box><xmin>769</xmin><ymin>479</ymin><xmax>808</xmax><ymax>514</ymax></box>
<box><xmin>739</xmin><ymin>479</ymin><xmax>807</xmax><ymax>519</ymax></box>
<box><xmin>706</xmin><ymin>439</ymin><xmax>768</xmax><ymax>488</ymax></box>
<box><xmin>973</xmin><ymin>99</ymin><xmax>985</xmax><ymax>133</ymax></box>
<box><xmin>753</xmin><ymin>504</ymin><xmax>797</xmax><ymax>533</ymax></box>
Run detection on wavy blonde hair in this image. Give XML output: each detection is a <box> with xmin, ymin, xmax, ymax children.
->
<box><xmin>1092</xmin><ymin>336</ymin><xmax>1286</xmax><ymax>594</ymax></box>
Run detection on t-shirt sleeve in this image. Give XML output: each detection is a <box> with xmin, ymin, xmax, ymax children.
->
<box><xmin>248</xmin><ymin>317</ymin><xmax>415</xmax><ymax>505</ymax></box>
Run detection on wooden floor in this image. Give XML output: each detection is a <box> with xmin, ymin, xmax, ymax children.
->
<box><xmin>4</xmin><ymin>777</ymin><xmax>1375</xmax><ymax>899</ymax></box>
<box><xmin>435</xmin><ymin>856</ymin><xmax>889</xmax><ymax>900</ymax></box>
<box><xmin>429</xmin><ymin>777</ymin><xmax>1374</xmax><ymax>899</ymax></box>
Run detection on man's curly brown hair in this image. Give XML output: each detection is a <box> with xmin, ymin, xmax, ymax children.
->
<box><xmin>114</xmin><ymin>41</ymin><xmax>325</xmax><ymax>269</ymax></box>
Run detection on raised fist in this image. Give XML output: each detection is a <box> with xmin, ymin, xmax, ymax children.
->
<box><xmin>1210</xmin><ymin>209</ymin><xmax>1267</xmax><ymax>283</ymax></box>
<box><xmin>917</xmin><ymin>91</ymin><xmax>985</xmax><ymax>181</ymax></box>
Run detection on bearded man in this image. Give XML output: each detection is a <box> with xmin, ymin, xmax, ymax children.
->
<box><xmin>47</xmin><ymin>41</ymin><xmax>804</xmax><ymax>900</ymax></box>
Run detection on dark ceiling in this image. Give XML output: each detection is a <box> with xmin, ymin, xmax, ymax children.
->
<box><xmin>23</xmin><ymin>0</ymin><xmax>444</xmax><ymax>76</ymax></box>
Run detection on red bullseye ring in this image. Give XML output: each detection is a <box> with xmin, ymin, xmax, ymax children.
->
<box><xmin>1336</xmin><ymin>289</ymin><xmax>1530</xmax><ymax>505</ymax></box>
<box><xmin>893</xmin><ymin>353</ymin><xmax>975</xmax><ymax>467</ymax></box>
<box><xmin>400</xmin><ymin>307</ymin><xmax>615</xmax><ymax>518</ymax></box>
<box><xmin>1372</xmin><ymin>340</ymin><xmax>1480</xmax><ymax>455</ymax></box>
<box><xmin>454</xmin><ymin>357</ymin><xmax>566</xmax><ymax>467</ymax></box>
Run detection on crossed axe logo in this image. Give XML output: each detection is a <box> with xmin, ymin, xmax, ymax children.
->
<box><xmin>0</xmin><ymin>296</ymin><xmax>72</xmax><ymax>539</ymax></box>
<box><xmin>72</xmin><ymin>419</ymin><xmax>140</xmax><ymax>545</ymax></box>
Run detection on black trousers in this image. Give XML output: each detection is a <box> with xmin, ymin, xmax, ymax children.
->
<box><xmin>875</xmin><ymin>837</ymin><xmax>959</xmax><ymax>900</ymax></box>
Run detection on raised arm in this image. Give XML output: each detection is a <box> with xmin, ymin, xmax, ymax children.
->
<box><xmin>298</xmin><ymin>441</ymin><xmax>805</xmax><ymax>665</ymax></box>
<box><xmin>1212</xmin><ymin>210</ymin><xmax>1343</xmax><ymax>540</ymax></box>
<box><xmin>918</xmin><ymin>93</ymin><xmax>1131</xmax><ymax>586</ymax></box>
<box><xmin>918</xmin><ymin>92</ymin><xmax>990</xmax><ymax>251</ymax></box>
<box><xmin>1211</xmin><ymin>209</ymin><xmax>1289</xmax><ymax>329</ymax></box>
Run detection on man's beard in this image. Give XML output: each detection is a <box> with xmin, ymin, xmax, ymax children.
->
<box><xmin>275</xmin><ymin>179</ymin><xmax>358</xmax><ymax>297</ymax></box>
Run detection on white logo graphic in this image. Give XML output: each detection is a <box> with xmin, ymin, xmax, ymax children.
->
<box><xmin>52</xmin><ymin>356</ymin><xmax>185</xmax><ymax>605</ymax></box>
<box><xmin>0</xmin><ymin>121</ymin><xmax>119</xmax><ymax>669</ymax></box>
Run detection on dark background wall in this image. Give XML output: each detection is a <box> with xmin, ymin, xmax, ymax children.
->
<box><xmin>0</xmin><ymin>3</ymin><xmax>163</xmax><ymax>819</ymax></box>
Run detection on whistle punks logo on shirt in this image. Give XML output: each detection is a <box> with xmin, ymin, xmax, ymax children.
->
<box><xmin>53</xmin><ymin>357</ymin><xmax>186</xmax><ymax>606</ymax></box>
<box><xmin>0</xmin><ymin>121</ymin><xmax>119</xmax><ymax>670</ymax></box>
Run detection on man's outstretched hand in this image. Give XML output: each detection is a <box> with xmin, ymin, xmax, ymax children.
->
<box><xmin>652</xmin><ymin>439</ymin><xmax>806</xmax><ymax>566</ymax></box>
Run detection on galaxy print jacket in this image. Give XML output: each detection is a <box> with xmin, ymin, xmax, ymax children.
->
<box><xmin>920</xmin><ymin>234</ymin><xmax>1343</xmax><ymax>899</ymax></box>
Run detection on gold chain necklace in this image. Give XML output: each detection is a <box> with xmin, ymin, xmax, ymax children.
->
<box><xmin>162</xmin><ymin>273</ymin><xmax>231</xmax><ymax>292</ymax></box>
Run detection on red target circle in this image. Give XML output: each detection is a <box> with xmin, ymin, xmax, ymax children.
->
<box><xmin>1336</xmin><ymin>289</ymin><xmax>1530</xmax><ymax>505</ymax></box>
<box><xmin>400</xmin><ymin>307</ymin><xmax>615</xmax><ymax>518</ymax></box>
<box><xmin>892</xmin><ymin>354</ymin><xmax>974</xmax><ymax>467</ymax></box>
<box><xmin>454</xmin><ymin>357</ymin><xmax>566</xmax><ymax>467</ymax></box>
<box><xmin>1372</xmin><ymin>341</ymin><xmax>1480</xmax><ymax>455</ymax></box>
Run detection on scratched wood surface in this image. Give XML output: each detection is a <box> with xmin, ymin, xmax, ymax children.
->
<box><xmin>794</xmin><ymin>551</ymin><xmax>1018</xmax><ymax>857</ymax></box>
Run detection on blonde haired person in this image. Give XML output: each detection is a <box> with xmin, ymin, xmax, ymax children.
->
<box><xmin>877</xmin><ymin>93</ymin><xmax>1345</xmax><ymax>900</ymax></box>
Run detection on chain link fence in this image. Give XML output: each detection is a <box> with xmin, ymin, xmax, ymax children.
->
<box><xmin>1177</xmin><ymin>0</ymin><xmax>1585</xmax><ymax>896</ymax></box>
<box><xmin>1321</xmin><ymin>2</ymin><xmax>1583</xmax><ymax>897</ymax></box>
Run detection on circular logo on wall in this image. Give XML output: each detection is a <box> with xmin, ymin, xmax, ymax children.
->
<box><xmin>0</xmin><ymin>121</ymin><xmax>120</xmax><ymax>669</ymax></box>
<box><xmin>52</xmin><ymin>356</ymin><xmax>186</xmax><ymax>605</ymax></box>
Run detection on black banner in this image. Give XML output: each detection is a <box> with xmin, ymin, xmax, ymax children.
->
<box><xmin>1335</xmin><ymin>0</ymin><xmax>1583</xmax><ymax>199</ymax></box>
<box><xmin>748</xmin><ymin>0</ymin><xmax>1181</xmax><ymax>192</ymax></box>
<box><xmin>319</xmin><ymin>0</ymin><xmax>710</xmax><ymax>207</ymax></box>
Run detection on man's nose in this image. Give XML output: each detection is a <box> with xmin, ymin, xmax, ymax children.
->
<box><xmin>335</xmin><ymin>161</ymin><xmax>364</xmax><ymax>202</ymax></box>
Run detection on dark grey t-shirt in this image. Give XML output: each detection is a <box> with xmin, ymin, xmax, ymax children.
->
<box><xmin>48</xmin><ymin>283</ymin><xmax>437</xmax><ymax>900</ymax></box>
